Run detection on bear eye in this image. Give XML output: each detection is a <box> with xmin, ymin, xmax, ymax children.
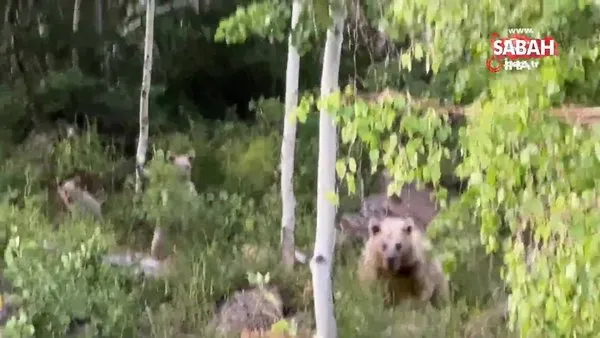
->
<box><xmin>395</xmin><ymin>243</ymin><xmax>402</xmax><ymax>250</ymax></box>
<box><xmin>381</xmin><ymin>243</ymin><xmax>387</xmax><ymax>251</ymax></box>
<box><xmin>404</xmin><ymin>225</ymin><xmax>413</xmax><ymax>234</ymax></box>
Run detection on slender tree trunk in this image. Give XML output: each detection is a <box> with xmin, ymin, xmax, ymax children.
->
<box><xmin>4</xmin><ymin>0</ymin><xmax>17</xmax><ymax>79</ymax></box>
<box><xmin>94</xmin><ymin>0</ymin><xmax>103</xmax><ymax>34</ymax></box>
<box><xmin>280</xmin><ymin>0</ymin><xmax>303</xmax><ymax>269</ymax></box>
<box><xmin>135</xmin><ymin>0</ymin><xmax>154</xmax><ymax>194</ymax></box>
<box><xmin>71</xmin><ymin>0</ymin><xmax>82</xmax><ymax>68</ymax></box>
<box><xmin>133</xmin><ymin>0</ymin><xmax>157</xmax><ymax>257</ymax></box>
<box><xmin>37</xmin><ymin>15</ymin><xmax>53</xmax><ymax>71</ymax></box>
<box><xmin>94</xmin><ymin>0</ymin><xmax>111</xmax><ymax>82</ymax></box>
<box><xmin>310</xmin><ymin>2</ymin><xmax>345</xmax><ymax>337</ymax></box>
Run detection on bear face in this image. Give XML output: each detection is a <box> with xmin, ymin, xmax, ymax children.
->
<box><xmin>167</xmin><ymin>150</ymin><xmax>195</xmax><ymax>179</ymax></box>
<box><xmin>60</xmin><ymin>176</ymin><xmax>84</xmax><ymax>202</ymax></box>
<box><xmin>360</xmin><ymin>215</ymin><xmax>448</xmax><ymax>307</ymax></box>
<box><xmin>61</xmin><ymin>176</ymin><xmax>78</xmax><ymax>193</ymax></box>
<box><xmin>57</xmin><ymin>175</ymin><xmax>103</xmax><ymax>220</ymax></box>
<box><xmin>368</xmin><ymin>216</ymin><xmax>424</xmax><ymax>274</ymax></box>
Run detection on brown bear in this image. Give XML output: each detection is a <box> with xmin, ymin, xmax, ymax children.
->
<box><xmin>166</xmin><ymin>150</ymin><xmax>197</xmax><ymax>195</ymax></box>
<box><xmin>358</xmin><ymin>216</ymin><xmax>449</xmax><ymax>307</ymax></box>
<box><xmin>57</xmin><ymin>175</ymin><xmax>105</xmax><ymax>221</ymax></box>
<box><xmin>166</xmin><ymin>150</ymin><xmax>195</xmax><ymax>179</ymax></box>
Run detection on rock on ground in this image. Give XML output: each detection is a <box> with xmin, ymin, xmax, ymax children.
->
<box><xmin>210</xmin><ymin>286</ymin><xmax>285</xmax><ymax>336</ymax></box>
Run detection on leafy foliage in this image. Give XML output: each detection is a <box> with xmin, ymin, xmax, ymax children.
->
<box><xmin>0</xmin><ymin>196</ymin><xmax>138</xmax><ymax>337</ymax></box>
<box><xmin>308</xmin><ymin>1</ymin><xmax>600</xmax><ymax>336</ymax></box>
<box><xmin>138</xmin><ymin>149</ymin><xmax>200</xmax><ymax>231</ymax></box>
<box><xmin>215</xmin><ymin>0</ymin><xmax>290</xmax><ymax>44</ymax></box>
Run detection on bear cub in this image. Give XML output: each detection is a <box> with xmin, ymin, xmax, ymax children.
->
<box><xmin>358</xmin><ymin>216</ymin><xmax>449</xmax><ymax>307</ymax></box>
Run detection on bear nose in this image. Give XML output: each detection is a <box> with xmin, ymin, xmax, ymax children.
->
<box><xmin>386</xmin><ymin>257</ymin><xmax>395</xmax><ymax>268</ymax></box>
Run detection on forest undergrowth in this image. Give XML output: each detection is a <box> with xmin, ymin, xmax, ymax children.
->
<box><xmin>0</xmin><ymin>96</ymin><xmax>516</xmax><ymax>337</ymax></box>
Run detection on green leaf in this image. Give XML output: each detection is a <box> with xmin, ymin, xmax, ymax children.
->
<box><xmin>325</xmin><ymin>191</ymin><xmax>339</xmax><ymax>206</ymax></box>
<box><xmin>431</xmin><ymin>165</ymin><xmax>441</xmax><ymax>183</ymax></box>
<box><xmin>570</xmin><ymin>222</ymin><xmax>585</xmax><ymax>242</ymax></box>
<box><xmin>341</xmin><ymin>125</ymin><xmax>354</xmax><ymax>144</ymax></box>
<box><xmin>401</xmin><ymin>52</ymin><xmax>411</xmax><ymax>69</ymax></box>
<box><xmin>422</xmin><ymin>166</ymin><xmax>430</xmax><ymax>180</ymax></box>
<box><xmin>469</xmin><ymin>172</ymin><xmax>483</xmax><ymax>185</ymax></box>
<box><xmin>369</xmin><ymin>149</ymin><xmax>380</xmax><ymax>170</ymax></box>
<box><xmin>388</xmin><ymin>133</ymin><xmax>398</xmax><ymax>151</ymax></box>
<box><xmin>346</xmin><ymin>175</ymin><xmax>356</xmax><ymax>194</ymax></box>
<box><xmin>520</xmin><ymin>149</ymin><xmax>531</xmax><ymax>164</ymax></box>
<box><xmin>271</xmin><ymin>319</ymin><xmax>290</xmax><ymax>333</ymax></box>
<box><xmin>414</xmin><ymin>43</ymin><xmax>424</xmax><ymax>60</ymax></box>
<box><xmin>565</xmin><ymin>262</ymin><xmax>577</xmax><ymax>281</ymax></box>
<box><xmin>348</xmin><ymin>157</ymin><xmax>357</xmax><ymax>173</ymax></box>
<box><xmin>594</xmin><ymin>143</ymin><xmax>600</xmax><ymax>162</ymax></box>
<box><xmin>244</xmin><ymin>218</ymin><xmax>255</xmax><ymax>232</ymax></box>
<box><xmin>441</xmin><ymin>252</ymin><xmax>457</xmax><ymax>274</ymax></box>
<box><xmin>335</xmin><ymin>160</ymin><xmax>346</xmax><ymax>179</ymax></box>
<box><xmin>497</xmin><ymin>187</ymin><xmax>505</xmax><ymax>203</ymax></box>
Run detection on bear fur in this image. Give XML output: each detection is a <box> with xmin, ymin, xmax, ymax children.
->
<box><xmin>358</xmin><ymin>216</ymin><xmax>449</xmax><ymax>307</ymax></box>
<box><xmin>166</xmin><ymin>150</ymin><xmax>194</xmax><ymax>178</ymax></box>
<box><xmin>166</xmin><ymin>150</ymin><xmax>197</xmax><ymax>195</ymax></box>
<box><xmin>57</xmin><ymin>175</ymin><xmax>104</xmax><ymax>221</ymax></box>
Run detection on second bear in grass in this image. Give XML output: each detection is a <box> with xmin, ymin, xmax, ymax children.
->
<box><xmin>358</xmin><ymin>216</ymin><xmax>449</xmax><ymax>307</ymax></box>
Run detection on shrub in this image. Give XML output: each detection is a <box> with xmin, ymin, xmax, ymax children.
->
<box><xmin>0</xmin><ymin>195</ymin><xmax>141</xmax><ymax>337</ymax></box>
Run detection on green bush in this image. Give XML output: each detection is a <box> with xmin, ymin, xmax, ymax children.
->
<box><xmin>0</xmin><ymin>114</ymin><xmax>511</xmax><ymax>337</ymax></box>
<box><xmin>138</xmin><ymin>149</ymin><xmax>200</xmax><ymax>231</ymax></box>
<box><xmin>0</xmin><ymin>195</ymin><xmax>141</xmax><ymax>337</ymax></box>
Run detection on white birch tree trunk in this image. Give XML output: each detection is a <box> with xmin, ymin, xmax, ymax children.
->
<box><xmin>135</xmin><ymin>0</ymin><xmax>154</xmax><ymax>193</ymax></box>
<box><xmin>71</xmin><ymin>0</ymin><xmax>82</xmax><ymax>68</ymax></box>
<box><xmin>280</xmin><ymin>0</ymin><xmax>303</xmax><ymax>269</ymax></box>
<box><xmin>310</xmin><ymin>2</ymin><xmax>345</xmax><ymax>337</ymax></box>
<box><xmin>133</xmin><ymin>0</ymin><xmax>159</xmax><ymax>258</ymax></box>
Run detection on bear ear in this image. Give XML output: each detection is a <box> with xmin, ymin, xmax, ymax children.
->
<box><xmin>186</xmin><ymin>149</ymin><xmax>195</xmax><ymax>160</ymax></box>
<box><xmin>73</xmin><ymin>176</ymin><xmax>81</xmax><ymax>185</ymax></box>
<box><xmin>403</xmin><ymin>217</ymin><xmax>416</xmax><ymax>234</ymax></box>
<box><xmin>368</xmin><ymin>218</ymin><xmax>382</xmax><ymax>237</ymax></box>
<box><xmin>166</xmin><ymin>151</ymin><xmax>176</xmax><ymax>162</ymax></box>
